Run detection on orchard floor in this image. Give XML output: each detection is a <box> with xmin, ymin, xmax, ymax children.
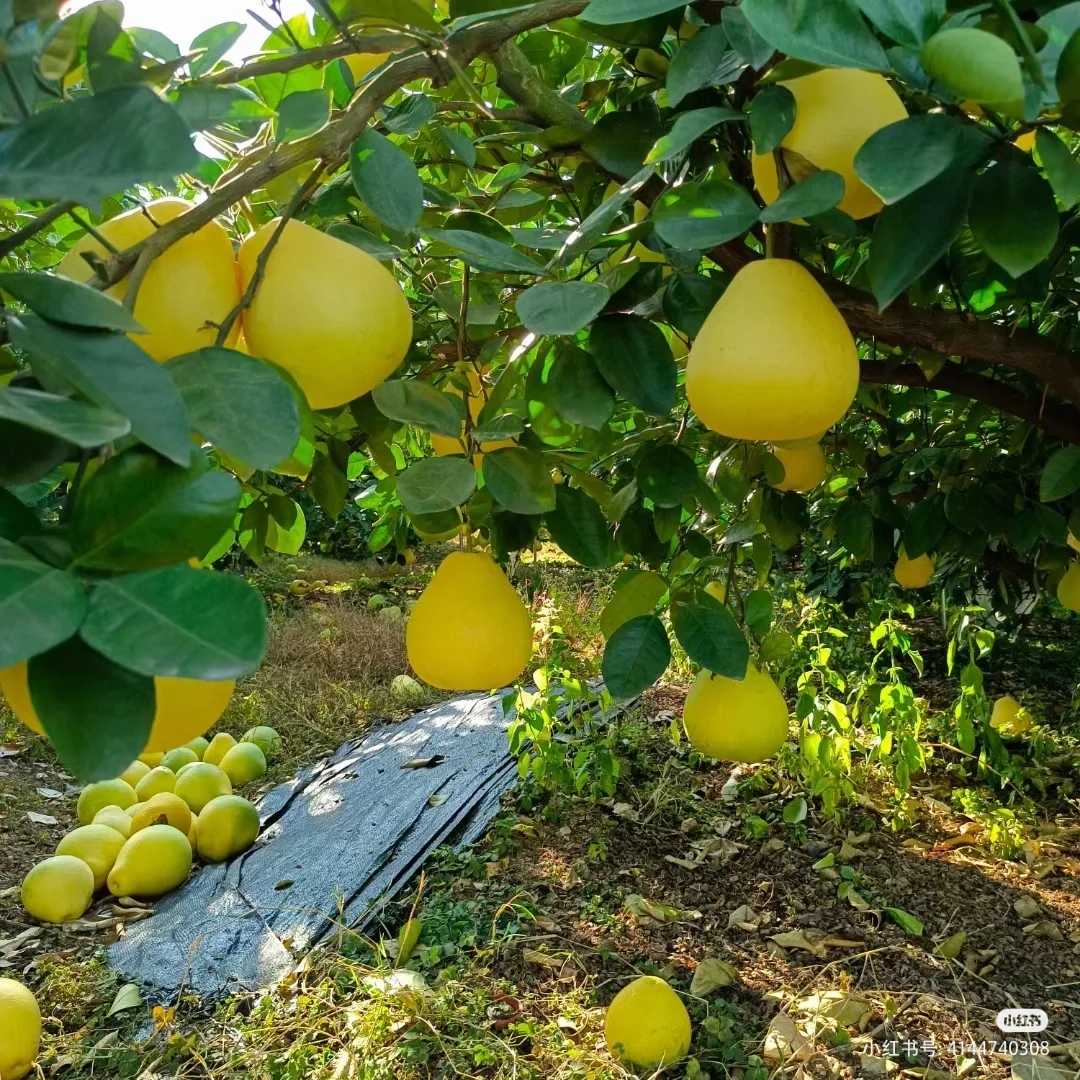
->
<box><xmin>1</xmin><ymin>550</ymin><xmax>1079</xmax><ymax>1080</ymax></box>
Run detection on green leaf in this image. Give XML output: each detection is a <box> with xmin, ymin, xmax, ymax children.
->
<box><xmin>667</xmin><ymin>26</ymin><xmax>732</xmax><ymax>108</ymax></box>
<box><xmin>325</xmin><ymin>222</ymin><xmax>402</xmax><ymax>261</ymax></box>
<box><xmin>0</xmin><ymin>490</ymin><xmax>39</xmax><ymax>543</ymax></box>
<box><xmin>553</xmin><ymin>165</ymin><xmax>653</xmax><ymax>268</ymax></box>
<box><xmin>854</xmin><ymin>114</ymin><xmax>991</xmax><ymax>206</ymax></box>
<box><xmin>0</xmin><ymin>539</ymin><xmax>87</xmax><ymax>668</ymax></box>
<box><xmin>868</xmin><ymin>167</ymin><xmax>972</xmax><ymax>309</ymax></box>
<box><xmin>969</xmin><ymin>159</ymin><xmax>1059</xmax><ymax>279</ymax></box>
<box><xmin>742</xmin><ymin>0</ymin><xmax>889</xmax><ymax>70</ymax></box>
<box><xmin>671</xmin><ymin>600</ymin><xmax>750</xmax><ymax>679</ymax></box>
<box><xmin>903</xmin><ymin>494</ymin><xmax>948</xmax><ymax>558</ymax></box>
<box><xmin>372</xmin><ymin>380</ymin><xmax>464</xmax><ymax>437</ymax></box>
<box><xmin>8</xmin><ymin>314</ymin><xmax>191</xmax><ymax>467</ymax></box>
<box><xmin>0</xmin><ymin>273</ymin><xmax>144</xmax><ymax>333</ymax></box>
<box><xmin>189</xmin><ymin>21</ymin><xmax>246</xmax><ymax>77</ymax></box>
<box><xmin>349</xmin><ymin>127</ymin><xmax>423</xmax><ymax>234</ymax></box>
<box><xmin>515</xmin><ymin>281</ymin><xmax>610</xmax><ymax>335</ymax></box>
<box><xmin>759</xmin><ymin>170</ymin><xmax>844</xmax><ymax>222</ymax></box>
<box><xmin>589</xmin><ymin>314</ymin><xmax>676</xmax><ymax>416</ymax></box>
<box><xmin>1035</xmin><ymin>128</ymin><xmax>1080</xmax><ymax>210</ymax></box>
<box><xmin>0</xmin><ymin>85</ymin><xmax>200</xmax><ymax>203</ymax></box>
<box><xmin>1058</xmin><ymin>25</ymin><xmax>1080</xmax><ymax>107</ymax></box>
<box><xmin>266</xmin><ymin>500</ymin><xmax>305</xmax><ymax>555</ymax></box>
<box><xmin>602</xmin><ymin>614</ymin><xmax>671</xmax><ymax>697</ymax></box>
<box><xmin>397</xmin><ymin>456</ymin><xmax>477</xmax><ymax>514</ymax></box>
<box><xmin>883</xmin><ymin>907</ymin><xmax>924</xmax><ymax>936</ymax></box>
<box><xmin>426</xmin><ymin>228</ymin><xmax>546</xmax><ymax>274</ymax></box>
<box><xmin>166</xmin><ymin>348</ymin><xmax>300</xmax><ymax>471</ymax></box>
<box><xmin>546</xmin><ymin>345</ymin><xmax>616</xmax><ymax>429</ymax></box>
<box><xmin>722</xmin><ymin>7</ymin><xmax>775</xmax><ymax>69</ymax></box>
<box><xmin>275</xmin><ymin>88</ymin><xmax>331</xmax><ymax>143</ymax></box>
<box><xmin>744</xmin><ymin>589</ymin><xmax>773</xmax><ymax>637</ymax></box>
<box><xmin>438</xmin><ymin>124</ymin><xmax>477</xmax><ymax>167</ymax></box>
<box><xmin>600</xmin><ymin>570</ymin><xmax>668</xmax><ymax>638</ymax></box>
<box><xmin>1040</xmin><ymin>446</ymin><xmax>1080</xmax><ymax>502</ymax></box>
<box><xmin>647</xmin><ymin>106</ymin><xmax>745</xmax><ymax>163</ymax></box>
<box><xmin>28</xmin><ymin>637</ymin><xmax>155</xmax><ymax>782</ymax></box>
<box><xmin>482</xmin><ymin>446</ymin><xmax>556</xmax><ymax>515</ymax></box>
<box><xmin>663</xmin><ymin>271</ymin><xmax>727</xmax><ymax>338</ymax></box>
<box><xmin>580</xmin><ymin>0</ymin><xmax>684</xmax><ymax>23</ymax></box>
<box><xmin>749</xmin><ymin>84</ymin><xmax>795</xmax><ymax>155</ymax></box>
<box><xmin>173</xmin><ymin>84</ymin><xmax>276</xmax><ymax>133</ymax></box>
<box><xmin>0</xmin><ymin>386</ymin><xmax>129</xmax><ymax>448</ymax></box>
<box><xmin>583</xmin><ymin>111</ymin><xmax>666</xmax><ymax>179</ymax></box>
<box><xmin>71</xmin><ymin>449</ymin><xmax>240</xmax><ymax>571</ymax></box>
<box><xmin>653</xmin><ymin>179</ymin><xmax>760</xmax><ymax>249</ymax></box>
<box><xmin>81</xmin><ymin>565</ymin><xmax>267</xmax><ymax>680</ymax></box>
<box><xmin>782</xmin><ymin>796</ymin><xmax>807</xmax><ymax>825</ymax></box>
<box><xmin>636</xmin><ymin>445</ymin><xmax>698</xmax><ymax>508</ymax></box>
<box><xmin>309</xmin><ymin>451</ymin><xmax>348</xmax><ymax>520</ymax></box>
<box><xmin>471</xmin><ymin>414</ymin><xmax>524</xmax><ymax>442</ymax></box>
<box><xmin>383</xmin><ymin>93</ymin><xmax>436</xmax><ymax>134</ymax></box>
<box><xmin>545</xmin><ymin>484</ymin><xmax>615</xmax><ymax>568</ymax></box>
<box><xmin>856</xmin><ymin>0</ymin><xmax>942</xmax><ymax>49</ymax></box>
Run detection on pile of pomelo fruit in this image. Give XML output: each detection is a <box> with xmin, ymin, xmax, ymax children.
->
<box><xmin>19</xmin><ymin>726</ymin><xmax>280</xmax><ymax>925</ymax></box>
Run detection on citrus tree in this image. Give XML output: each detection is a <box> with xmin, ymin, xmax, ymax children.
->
<box><xmin>3</xmin><ymin>0</ymin><xmax>1080</xmax><ymax>783</ymax></box>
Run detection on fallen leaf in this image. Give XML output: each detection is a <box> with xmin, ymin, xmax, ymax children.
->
<box><xmin>612</xmin><ymin>802</ymin><xmax>639</xmax><ymax>820</ymax></box>
<box><xmin>763</xmin><ymin>1010</ymin><xmax>813</xmax><ymax>1063</ymax></box>
<box><xmin>883</xmin><ymin>907</ymin><xmax>923</xmax><ymax>936</ymax></box>
<box><xmin>935</xmin><ymin>931</ymin><xmax>967</xmax><ymax>959</ymax></box>
<box><xmin>860</xmin><ymin>1055</ymin><xmax>897</xmax><ymax>1077</ymax></box>
<box><xmin>798</xmin><ymin>990</ymin><xmax>873</xmax><ymax>1028</ymax></box>
<box><xmin>364</xmin><ymin>970</ymin><xmax>427</xmax><ymax>995</ymax></box>
<box><xmin>400</xmin><ymin>756</ymin><xmax>444</xmax><ymax>769</ymax></box>
<box><xmin>427</xmin><ymin>793</ymin><xmax>447</xmax><ymax>807</ymax></box>
<box><xmin>771</xmin><ymin>929</ymin><xmax>831</xmax><ymax>958</ymax></box>
<box><xmin>664</xmin><ymin>855</ymin><xmax>701</xmax><ymax>870</ymax></box>
<box><xmin>846</xmin><ymin>890</ymin><xmax>871</xmax><ymax>911</ymax></box>
<box><xmin>522</xmin><ymin>948</ymin><xmax>563</xmax><ymax>970</ymax></box>
<box><xmin>1022</xmin><ymin>920</ymin><xmax>1064</xmax><ymax>941</ymax></box>
<box><xmin>690</xmin><ymin>958</ymin><xmax>738</xmax><ymax>996</ymax></box>
<box><xmin>1011</xmin><ymin>1052</ymin><xmax>1074</xmax><ymax>1080</ymax></box>
<box><xmin>0</xmin><ymin>745</ymin><xmax>21</xmax><ymax>758</ymax></box>
<box><xmin>727</xmin><ymin>903</ymin><xmax>760</xmax><ymax>931</ymax></box>
<box><xmin>106</xmin><ymin>983</ymin><xmax>142</xmax><ymax>1017</ymax></box>
<box><xmin>531</xmin><ymin>915</ymin><xmax>557</xmax><ymax>932</ymax></box>
<box><xmin>1014</xmin><ymin>895</ymin><xmax>1042</xmax><ymax>920</ymax></box>
<box><xmin>26</xmin><ymin>812</ymin><xmax>58</xmax><ymax>825</ymax></box>
<box><xmin>812</xmin><ymin>852</ymin><xmax>836</xmax><ymax>871</ymax></box>
<box><xmin>623</xmin><ymin>894</ymin><xmax>700</xmax><ymax>925</ymax></box>
<box><xmin>35</xmin><ymin>787</ymin><xmax>62</xmax><ymax>799</ymax></box>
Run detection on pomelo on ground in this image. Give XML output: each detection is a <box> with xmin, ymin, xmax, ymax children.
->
<box><xmin>894</xmin><ymin>552</ymin><xmax>935</xmax><ymax>589</ymax></box>
<box><xmin>237</xmin><ymin>219</ymin><xmax>413</xmax><ymax>410</ymax></box>
<box><xmin>0</xmin><ymin>978</ymin><xmax>40</xmax><ymax>1080</ymax></box>
<box><xmin>203</xmin><ymin>732</ymin><xmax>238</xmax><ymax>767</ymax></box>
<box><xmin>750</xmin><ymin>68</ymin><xmax>907</xmax><ymax>220</ymax></box>
<box><xmin>242</xmin><ymin>726</ymin><xmax>282</xmax><ymax>758</ymax></box>
<box><xmin>219</xmin><ymin>742</ymin><xmax>267</xmax><ymax>787</ymax></box>
<box><xmin>118</xmin><ymin>760</ymin><xmax>150</xmax><ymax>788</ymax></box>
<box><xmin>163</xmin><ymin>746</ymin><xmax>199</xmax><ymax>772</ymax></box>
<box><xmin>604</xmin><ymin>975</ymin><xmax>691</xmax><ymax>1068</ymax></box>
<box><xmin>174</xmin><ymin>762</ymin><xmax>233</xmax><ymax>813</ymax></box>
<box><xmin>92</xmin><ymin>806</ymin><xmax>132</xmax><ymax>838</ymax></box>
<box><xmin>197</xmin><ymin>795</ymin><xmax>261</xmax><ymax>863</ymax></box>
<box><xmin>55</xmin><ymin>824</ymin><xmax>126</xmax><ymax>890</ymax></box>
<box><xmin>0</xmin><ymin>665</ymin><xmax>235</xmax><ymax>755</ymax></box>
<box><xmin>108</xmin><ymin>825</ymin><xmax>192</xmax><ymax>898</ymax></box>
<box><xmin>406</xmin><ymin>552</ymin><xmax>533</xmax><ymax>691</ymax></box>
<box><xmin>21</xmin><ymin>856</ymin><xmax>95</xmax><ymax>923</ymax></box>
<box><xmin>391</xmin><ymin>673</ymin><xmax>425</xmax><ymax>705</ymax></box>
<box><xmin>683</xmin><ymin>665</ymin><xmax>789</xmax><ymax>763</ymax></box>
<box><xmin>685</xmin><ymin>260</ymin><xmax>859</xmax><ymax>444</ymax></box>
<box><xmin>135</xmin><ymin>765</ymin><xmax>176</xmax><ymax>801</ymax></box>
<box><xmin>76</xmin><ymin>779</ymin><xmax>137</xmax><ymax>826</ymax></box>
<box><xmin>56</xmin><ymin>198</ymin><xmax>241</xmax><ymax>360</ymax></box>
<box><xmin>184</xmin><ymin>736</ymin><xmax>211</xmax><ymax>759</ymax></box>
<box><xmin>130</xmin><ymin>792</ymin><xmax>192</xmax><ymax>837</ymax></box>
<box><xmin>771</xmin><ymin>443</ymin><xmax>827</xmax><ymax>493</ymax></box>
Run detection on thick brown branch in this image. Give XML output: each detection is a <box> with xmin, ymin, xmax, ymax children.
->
<box><xmin>859</xmin><ymin>360</ymin><xmax>1080</xmax><ymax>444</ymax></box>
<box><xmin>489</xmin><ymin>40</ymin><xmax>591</xmax><ymax>141</ymax></box>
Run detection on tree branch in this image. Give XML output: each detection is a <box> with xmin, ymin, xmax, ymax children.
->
<box><xmin>489</xmin><ymin>39</ymin><xmax>591</xmax><ymax>141</ymax></box>
<box><xmin>0</xmin><ymin>200</ymin><xmax>77</xmax><ymax>260</ymax></box>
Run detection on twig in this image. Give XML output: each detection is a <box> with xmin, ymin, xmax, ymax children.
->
<box><xmin>0</xmin><ymin>200</ymin><xmax>77</xmax><ymax>260</ymax></box>
<box><xmin>214</xmin><ymin>160</ymin><xmax>326</xmax><ymax>346</ymax></box>
<box><xmin>456</xmin><ymin>263</ymin><xmax>470</xmax><ymax>369</ymax></box>
<box><xmin>69</xmin><ymin>210</ymin><xmax>117</xmax><ymax>254</ymax></box>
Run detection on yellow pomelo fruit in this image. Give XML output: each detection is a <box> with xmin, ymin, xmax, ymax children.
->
<box><xmin>1057</xmin><ymin>562</ymin><xmax>1080</xmax><ymax>610</ymax></box>
<box><xmin>921</xmin><ymin>28</ymin><xmax>1024</xmax><ymax>110</ymax></box>
<box><xmin>243</xmin><ymin>726</ymin><xmax>282</xmax><ymax>758</ymax></box>
<box><xmin>407</xmin><ymin>552</ymin><xmax>533</xmax><ymax>690</ymax></box>
<box><xmin>55</xmin><ymin>824</ymin><xmax>127</xmax><ymax>890</ymax></box>
<box><xmin>603</xmin><ymin>181</ymin><xmax>667</xmax><ymax>266</ymax></box>
<box><xmin>990</xmin><ymin>694</ymin><xmax>1032</xmax><ymax>735</ymax></box>
<box><xmin>894</xmin><ymin>552</ymin><xmax>935</xmax><ymax>589</ymax></box>
<box><xmin>56</xmin><ymin>198</ymin><xmax>241</xmax><ymax>360</ymax></box>
<box><xmin>21</xmin><ymin>855</ymin><xmax>95</xmax><ymax>923</ymax></box>
<box><xmin>430</xmin><ymin>366</ymin><xmax>515</xmax><ymax>462</ymax></box>
<box><xmin>683</xmin><ymin>665</ymin><xmax>790</xmax><ymax>763</ymax></box>
<box><xmin>686</xmin><ymin>259</ymin><xmax>859</xmax><ymax>443</ymax></box>
<box><xmin>750</xmin><ymin>69</ymin><xmax>907</xmax><ymax>220</ymax></box>
<box><xmin>197</xmin><ymin>794</ymin><xmax>261</xmax><ymax>864</ymax></box>
<box><xmin>1</xmin><ymin>663</ymin><xmax>235</xmax><ymax>755</ymax></box>
<box><xmin>772</xmin><ymin>443</ymin><xmax>827</xmax><ymax>493</ymax></box>
<box><xmin>0</xmin><ymin>978</ymin><xmax>40</xmax><ymax>1080</ymax></box>
<box><xmin>203</xmin><ymin>732</ymin><xmax>238</xmax><ymax>767</ymax></box>
<box><xmin>704</xmin><ymin>581</ymin><xmax>726</xmax><ymax>604</ymax></box>
<box><xmin>219</xmin><ymin>742</ymin><xmax>267</xmax><ymax>787</ymax></box>
<box><xmin>184</xmin><ymin>736</ymin><xmax>211</xmax><ymax>759</ymax></box>
<box><xmin>174</xmin><ymin>762</ymin><xmax>233</xmax><ymax>813</ymax></box>
<box><xmin>135</xmin><ymin>765</ymin><xmax>176</xmax><ymax>801</ymax></box>
<box><xmin>604</xmin><ymin>975</ymin><xmax>691</xmax><ymax>1068</ymax></box>
<box><xmin>130</xmin><ymin>792</ymin><xmax>192</xmax><ymax>837</ymax></box>
<box><xmin>345</xmin><ymin>51</ymin><xmax>391</xmax><ymax>84</ymax></box>
<box><xmin>1068</xmin><ymin>530</ymin><xmax>1080</xmax><ymax>553</ymax></box>
<box><xmin>238</xmin><ymin>219</ymin><xmax>413</xmax><ymax>410</ymax></box>
<box><xmin>119</xmin><ymin>759</ymin><xmax>150</xmax><ymax>788</ymax></box>
<box><xmin>187</xmin><ymin>815</ymin><xmax>198</xmax><ymax>850</ymax></box>
<box><xmin>92</xmin><ymin>806</ymin><xmax>132</xmax><ymax>838</ymax></box>
<box><xmin>75</xmin><ymin>779</ymin><xmax>137</xmax><ymax>826</ymax></box>
<box><xmin>107</xmin><ymin>825</ymin><xmax>192</xmax><ymax>899</ymax></box>
<box><xmin>163</xmin><ymin>746</ymin><xmax>199</xmax><ymax>772</ymax></box>
<box><xmin>1014</xmin><ymin>130</ymin><xmax>1035</xmax><ymax>152</ymax></box>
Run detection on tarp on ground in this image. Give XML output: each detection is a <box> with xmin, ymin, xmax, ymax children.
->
<box><xmin>108</xmin><ymin>691</ymin><xmax>518</xmax><ymax>999</ymax></box>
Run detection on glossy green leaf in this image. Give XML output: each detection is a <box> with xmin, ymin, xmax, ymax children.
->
<box><xmin>602</xmin><ymin>614</ymin><xmax>671</xmax><ymax>697</ymax></box>
<box><xmin>1036</xmin><ymin>128</ymin><xmax>1080</xmax><ymax>210</ymax></box>
<box><xmin>647</xmin><ymin>106</ymin><xmax>745</xmax><ymax>163</ymax></box>
<box><xmin>759</xmin><ymin>170</ymin><xmax>844</xmax><ymax>222</ymax></box>
<box><xmin>482</xmin><ymin>446</ymin><xmax>556</xmax><ymax>515</ymax></box>
<box><xmin>0</xmin><ymin>539</ymin><xmax>87</xmax><ymax>667</ymax></box>
<box><xmin>667</xmin><ymin>26</ymin><xmax>732</xmax><ymax>107</ymax></box>
<box><xmin>671</xmin><ymin>600</ymin><xmax>749</xmax><ymax>679</ymax></box>
<box><xmin>372</xmin><ymin>380</ymin><xmax>465</xmax><ymax>437</ymax></box>
<box><xmin>515</xmin><ymin>281</ymin><xmax>610</xmax><ymax>335</ymax></box>
<box><xmin>8</xmin><ymin>314</ymin><xmax>191</xmax><ymax>466</ymax></box>
<box><xmin>28</xmin><ymin>637</ymin><xmax>155</xmax><ymax>782</ymax></box>
<box><xmin>426</xmin><ymin>228</ymin><xmax>546</xmax><ymax>274</ymax></box>
<box><xmin>856</xmin><ymin>0</ymin><xmax>942</xmax><ymax>49</ymax></box>
<box><xmin>0</xmin><ymin>489</ymin><xmax>38</xmax><ymax>543</ymax></box>
<box><xmin>0</xmin><ymin>386</ymin><xmax>129</xmax><ymax>448</ymax></box>
<box><xmin>81</xmin><ymin>565</ymin><xmax>267</xmax><ymax>680</ymax></box>
<box><xmin>1041</xmin><ymin>446</ymin><xmax>1080</xmax><ymax>502</ymax></box>
<box><xmin>722</xmin><ymin>6</ymin><xmax>775</xmax><ymax>69</ymax></box>
<box><xmin>546</xmin><ymin>344</ymin><xmax>616</xmax><ymax>429</ymax></box>
<box><xmin>583</xmin><ymin>111</ymin><xmax>666</xmax><ymax>179</ymax></box>
<box><xmin>325</xmin><ymin>222</ymin><xmax>402</xmax><ymax>261</ymax></box>
<box><xmin>71</xmin><ymin>449</ymin><xmax>240</xmax><ymax>571</ymax></box>
<box><xmin>383</xmin><ymin>93</ymin><xmax>436</xmax><ymax>134</ymax></box>
<box><xmin>275</xmin><ymin>88</ymin><xmax>331</xmax><ymax>142</ymax></box>
<box><xmin>580</xmin><ymin>0</ymin><xmax>683</xmax><ymax>23</ymax></box>
<box><xmin>397</xmin><ymin>456</ymin><xmax>477</xmax><ymax>514</ymax></box>
<box><xmin>545</xmin><ymin>484</ymin><xmax>615</xmax><ymax>568</ymax></box>
<box><xmin>600</xmin><ymin>570</ymin><xmax>668</xmax><ymax>638</ymax></box>
<box><xmin>742</xmin><ymin>0</ymin><xmax>890</xmax><ymax>71</ymax></box>
<box><xmin>1058</xmin><ymin>25</ymin><xmax>1080</xmax><ymax>106</ymax></box>
<box><xmin>749</xmin><ymin>84</ymin><xmax>795</xmax><ymax>154</ymax></box>
<box><xmin>744</xmin><ymin>589</ymin><xmax>773</xmax><ymax>637</ymax></box>
<box><xmin>350</xmin><ymin>127</ymin><xmax>423</xmax><ymax>234</ymax></box>
<box><xmin>173</xmin><ymin>84</ymin><xmax>276</xmax><ymax>132</ymax></box>
<box><xmin>553</xmin><ymin>165</ymin><xmax>653</xmax><ymax>268</ymax></box>
<box><xmin>309</xmin><ymin>451</ymin><xmax>348</xmax><ymax>520</ymax></box>
<box><xmin>0</xmin><ymin>273</ymin><xmax>144</xmax><ymax>332</ymax></box>
<box><xmin>636</xmin><ymin>444</ymin><xmax>698</xmax><ymax>508</ymax></box>
<box><xmin>653</xmin><ymin>179</ymin><xmax>759</xmax><ymax>249</ymax></box>
<box><xmin>903</xmin><ymin>494</ymin><xmax>948</xmax><ymax>558</ymax></box>
<box><xmin>589</xmin><ymin>313</ymin><xmax>676</xmax><ymax>416</ymax></box>
<box><xmin>189</xmin><ymin>21</ymin><xmax>245</xmax><ymax>77</ymax></box>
